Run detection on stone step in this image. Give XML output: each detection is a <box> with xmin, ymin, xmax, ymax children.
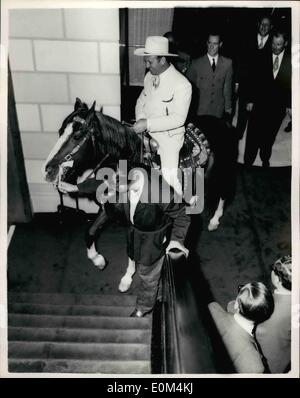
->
<box><xmin>8</xmin><ymin>292</ymin><xmax>137</xmax><ymax>307</ymax></box>
<box><xmin>8</xmin><ymin>327</ymin><xmax>151</xmax><ymax>344</ymax></box>
<box><xmin>8</xmin><ymin>313</ymin><xmax>151</xmax><ymax>330</ymax></box>
<box><xmin>9</xmin><ymin>358</ymin><xmax>151</xmax><ymax>374</ymax></box>
<box><xmin>8</xmin><ymin>303</ymin><xmax>136</xmax><ymax>317</ymax></box>
<box><xmin>9</xmin><ymin>341</ymin><xmax>150</xmax><ymax>361</ymax></box>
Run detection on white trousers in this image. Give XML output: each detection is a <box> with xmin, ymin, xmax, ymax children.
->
<box><xmin>153</xmin><ymin>132</ymin><xmax>184</xmax><ymax>196</ymax></box>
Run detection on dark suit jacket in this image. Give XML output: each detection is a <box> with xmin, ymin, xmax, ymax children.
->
<box><xmin>235</xmin><ymin>33</ymin><xmax>272</xmax><ymax>96</ymax></box>
<box><xmin>247</xmin><ymin>33</ymin><xmax>272</xmax><ymax>59</ymax></box>
<box><xmin>256</xmin><ymin>293</ymin><xmax>291</xmax><ymax>373</ymax></box>
<box><xmin>247</xmin><ymin>49</ymin><xmax>291</xmax><ymax>112</ymax></box>
<box><xmin>186</xmin><ymin>54</ymin><xmax>233</xmax><ymax>118</ymax></box>
<box><xmin>79</xmin><ymin>168</ymin><xmax>190</xmax><ymax>266</ymax></box>
<box><xmin>208</xmin><ymin>302</ymin><xmax>265</xmax><ymax>373</ymax></box>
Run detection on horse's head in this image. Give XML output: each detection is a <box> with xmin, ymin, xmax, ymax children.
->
<box><xmin>43</xmin><ymin>98</ymin><xmax>98</xmax><ymax>185</ymax></box>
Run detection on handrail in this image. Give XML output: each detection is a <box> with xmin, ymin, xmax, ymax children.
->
<box><xmin>160</xmin><ymin>250</ymin><xmax>218</xmax><ymax>374</ymax></box>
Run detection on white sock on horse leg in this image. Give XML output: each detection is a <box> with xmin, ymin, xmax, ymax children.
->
<box><xmin>215</xmin><ymin>198</ymin><xmax>225</xmax><ymax>218</ymax></box>
<box><xmin>87</xmin><ymin>243</ymin><xmax>97</xmax><ymax>260</ymax></box>
<box><xmin>208</xmin><ymin>218</ymin><xmax>220</xmax><ymax>231</ymax></box>
<box><xmin>118</xmin><ymin>259</ymin><xmax>136</xmax><ymax>292</ymax></box>
<box><xmin>87</xmin><ymin>243</ymin><xmax>106</xmax><ymax>269</ymax></box>
<box><xmin>208</xmin><ymin>198</ymin><xmax>225</xmax><ymax>231</ymax></box>
<box><xmin>93</xmin><ymin>254</ymin><xmax>106</xmax><ymax>269</ymax></box>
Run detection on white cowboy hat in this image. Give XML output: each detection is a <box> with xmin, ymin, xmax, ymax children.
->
<box><xmin>134</xmin><ymin>36</ymin><xmax>178</xmax><ymax>57</ymax></box>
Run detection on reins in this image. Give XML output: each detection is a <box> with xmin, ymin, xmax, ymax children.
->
<box><xmin>121</xmin><ymin>121</ymin><xmax>144</xmax><ymax>163</ymax></box>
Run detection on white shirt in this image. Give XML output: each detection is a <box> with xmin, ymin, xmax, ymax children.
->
<box><xmin>234</xmin><ymin>313</ymin><xmax>255</xmax><ymax>336</ymax></box>
<box><xmin>273</xmin><ymin>50</ymin><xmax>285</xmax><ymax>79</ymax></box>
<box><xmin>207</xmin><ymin>53</ymin><xmax>219</xmax><ymax>67</ymax></box>
<box><xmin>129</xmin><ymin>172</ymin><xmax>144</xmax><ymax>224</ymax></box>
<box><xmin>257</xmin><ymin>33</ymin><xmax>269</xmax><ymax>49</ymax></box>
<box><xmin>274</xmin><ymin>288</ymin><xmax>291</xmax><ymax>296</ymax></box>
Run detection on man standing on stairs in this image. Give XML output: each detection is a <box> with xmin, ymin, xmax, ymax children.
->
<box><xmin>121</xmin><ymin>165</ymin><xmax>191</xmax><ymax>318</ymax></box>
<box><xmin>235</xmin><ymin>15</ymin><xmax>273</xmax><ymax>139</ymax></box>
<box><xmin>244</xmin><ymin>29</ymin><xmax>291</xmax><ymax>167</ymax></box>
<box><xmin>59</xmin><ymin>164</ymin><xmax>191</xmax><ymax>318</ymax></box>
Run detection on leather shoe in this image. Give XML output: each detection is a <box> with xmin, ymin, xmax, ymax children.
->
<box><xmin>130</xmin><ymin>308</ymin><xmax>153</xmax><ymax>317</ymax></box>
<box><xmin>130</xmin><ymin>309</ymin><xmax>145</xmax><ymax>318</ymax></box>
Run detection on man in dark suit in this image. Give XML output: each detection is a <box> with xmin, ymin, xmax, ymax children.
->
<box><xmin>209</xmin><ymin>282</ymin><xmax>274</xmax><ymax>373</ymax></box>
<box><xmin>186</xmin><ymin>32</ymin><xmax>233</xmax><ymax>121</ymax></box>
<box><xmin>244</xmin><ymin>30</ymin><xmax>291</xmax><ymax>167</ymax></box>
<box><xmin>235</xmin><ymin>15</ymin><xmax>273</xmax><ymax>138</ymax></box>
<box><xmin>59</xmin><ymin>164</ymin><xmax>191</xmax><ymax>317</ymax></box>
<box><xmin>256</xmin><ymin>255</ymin><xmax>291</xmax><ymax>373</ymax></box>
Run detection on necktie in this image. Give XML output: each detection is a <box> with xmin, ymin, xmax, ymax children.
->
<box><xmin>273</xmin><ymin>56</ymin><xmax>279</xmax><ymax>74</ymax></box>
<box><xmin>212</xmin><ymin>58</ymin><xmax>216</xmax><ymax>72</ymax></box>
<box><xmin>152</xmin><ymin>75</ymin><xmax>160</xmax><ymax>89</ymax></box>
<box><xmin>258</xmin><ymin>36</ymin><xmax>264</xmax><ymax>49</ymax></box>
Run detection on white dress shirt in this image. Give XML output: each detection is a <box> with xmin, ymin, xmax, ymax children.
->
<box><xmin>234</xmin><ymin>312</ymin><xmax>255</xmax><ymax>336</ymax></box>
<box><xmin>129</xmin><ymin>172</ymin><xmax>144</xmax><ymax>224</ymax></box>
<box><xmin>257</xmin><ymin>33</ymin><xmax>269</xmax><ymax>49</ymax></box>
<box><xmin>207</xmin><ymin>53</ymin><xmax>219</xmax><ymax>67</ymax></box>
<box><xmin>273</xmin><ymin>50</ymin><xmax>285</xmax><ymax>79</ymax></box>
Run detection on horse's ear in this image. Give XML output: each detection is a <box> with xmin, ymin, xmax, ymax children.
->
<box><xmin>85</xmin><ymin>101</ymin><xmax>96</xmax><ymax>124</ymax></box>
<box><xmin>74</xmin><ymin>97</ymin><xmax>82</xmax><ymax>110</ymax></box>
<box><xmin>99</xmin><ymin>106</ymin><xmax>103</xmax><ymax>113</ymax></box>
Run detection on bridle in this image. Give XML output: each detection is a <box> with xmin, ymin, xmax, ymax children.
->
<box><xmin>58</xmin><ymin>115</ymin><xmax>109</xmax><ymax>185</ymax></box>
<box><xmin>63</xmin><ymin>116</ymin><xmax>98</xmax><ymax>163</ymax></box>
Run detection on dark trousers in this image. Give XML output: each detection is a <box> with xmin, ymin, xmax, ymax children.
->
<box><xmin>236</xmin><ymin>95</ymin><xmax>249</xmax><ymax>139</ymax></box>
<box><xmin>244</xmin><ymin>105</ymin><xmax>285</xmax><ymax>165</ymax></box>
<box><xmin>136</xmin><ymin>255</ymin><xmax>164</xmax><ymax>314</ymax></box>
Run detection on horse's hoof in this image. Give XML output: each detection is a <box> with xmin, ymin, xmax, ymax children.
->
<box><xmin>208</xmin><ymin>221</ymin><xmax>219</xmax><ymax>231</ymax></box>
<box><xmin>93</xmin><ymin>254</ymin><xmax>106</xmax><ymax>270</ymax></box>
<box><xmin>118</xmin><ymin>276</ymin><xmax>133</xmax><ymax>293</ymax></box>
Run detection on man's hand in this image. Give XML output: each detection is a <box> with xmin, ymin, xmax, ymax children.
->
<box><xmin>58</xmin><ymin>181</ymin><xmax>79</xmax><ymax>194</ymax></box>
<box><xmin>246</xmin><ymin>103</ymin><xmax>254</xmax><ymax>112</ymax></box>
<box><xmin>133</xmin><ymin>119</ymin><xmax>147</xmax><ymax>134</ymax></box>
<box><xmin>166</xmin><ymin>240</ymin><xmax>189</xmax><ymax>258</ymax></box>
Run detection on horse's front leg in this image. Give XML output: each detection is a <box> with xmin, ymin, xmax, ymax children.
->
<box><xmin>208</xmin><ymin>197</ymin><xmax>225</xmax><ymax>231</ymax></box>
<box><xmin>87</xmin><ymin>241</ymin><xmax>106</xmax><ymax>269</ymax></box>
<box><xmin>86</xmin><ymin>208</ymin><xmax>107</xmax><ymax>270</ymax></box>
<box><xmin>118</xmin><ymin>257</ymin><xmax>136</xmax><ymax>292</ymax></box>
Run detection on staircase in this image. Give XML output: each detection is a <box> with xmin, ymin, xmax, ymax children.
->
<box><xmin>8</xmin><ymin>292</ymin><xmax>152</xmax><ymax>374</ymax></box>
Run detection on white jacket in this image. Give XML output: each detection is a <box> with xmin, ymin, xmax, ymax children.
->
<box><xmin>135</xmin><ymin>64</ymin><xmax>192</xmax><ymax>139</ymax></box>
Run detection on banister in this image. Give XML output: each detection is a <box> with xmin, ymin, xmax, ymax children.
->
<box><xmin>160</xmin><ymin>250</ymin><xmax>218</xmax><ymax>374</ymax></box>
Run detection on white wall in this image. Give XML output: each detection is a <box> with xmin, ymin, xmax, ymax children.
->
<box><xmin>9</xmin><ymin>8</ymin><xmax>121</xmax><ymax>213</ymax></box>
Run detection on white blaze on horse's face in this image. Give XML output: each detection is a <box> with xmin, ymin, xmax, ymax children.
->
<box><xmin>42</xmin><ymin>123</ymin><xmax>74</xmax><ymax>182</ymax></box>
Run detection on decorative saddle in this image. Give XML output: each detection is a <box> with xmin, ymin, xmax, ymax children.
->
<box><xmin>142</xmin><ymin>122</ymin><xmax>211</xmax><ymax>170</ymax></box>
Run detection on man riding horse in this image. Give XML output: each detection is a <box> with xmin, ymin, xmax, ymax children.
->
<box><xmin>133</xmin><ymin>36</ymin><xmax>196</xmax><ymax>205</ymax></box>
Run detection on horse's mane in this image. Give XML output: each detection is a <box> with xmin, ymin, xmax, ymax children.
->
<box><xmin>94</xmin><ymin>111</ymin><xmax>141</xmax><ymax>163</ymax></box>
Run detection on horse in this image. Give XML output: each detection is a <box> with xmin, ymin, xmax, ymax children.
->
<box><xmin>43</xmin><ymin>98</ymin><xmax>237</xmax><ymax>291</ymax></box>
